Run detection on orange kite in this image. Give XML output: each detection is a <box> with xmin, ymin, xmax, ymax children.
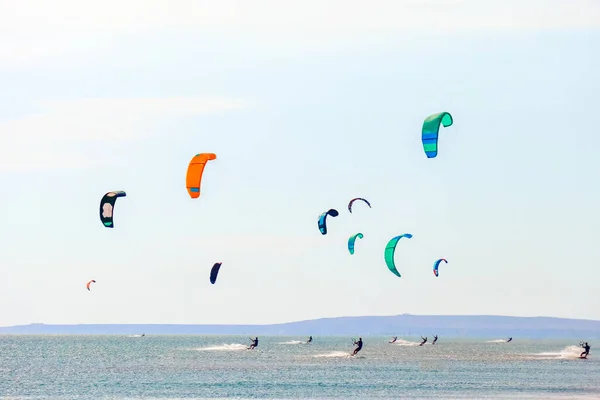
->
<box><xmin>186</xmin><ymin>153</ymin><xmax>217</xmax><ymax>199</ymax></box>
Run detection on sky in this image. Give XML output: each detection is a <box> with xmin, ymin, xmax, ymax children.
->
<box><xmin>1</xmin><ymin>0</ymin><xmax>599</xmax><ymax>326</ymax></box>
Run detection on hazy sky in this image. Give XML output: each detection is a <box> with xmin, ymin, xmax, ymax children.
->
<box><xmin>1</xmin><ymin>0</ymin><xmax>599</xmax><ymax>326</ymax></box>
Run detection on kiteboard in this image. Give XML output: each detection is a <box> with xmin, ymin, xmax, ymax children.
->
<box><xmin>579</xmin><ymin>356</ymin><xmax>587</xmax><ymax>359</ymax></box>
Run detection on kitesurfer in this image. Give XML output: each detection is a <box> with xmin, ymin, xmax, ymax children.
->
<box><xmin>432</xmin><ymin>335</ymin><xmax>438</xmax><ymax>345</ymax></box>
<box><xmin>352</xmin><ymin>338</ymin><xmax>363</xmax><ymax>356</ymax></box>
<box><xmin>507</xmin><ymin>337</ymin><xmax>513</xmax><ymax>343</ymax></box>
<box><xmin>248</xmin><ymin>337</ymin><xmax>259</xmax><ymax>350</ymax></box>
<box><xmin>581</xmin><ymin>342</ymin><xmax>591</xmax><ymax>358</ymax></box>
<box><xmin>307</xmin><ymin>336</ymin><xmax>313</xmax><ymax>344</ymax></box>
<box><xmin>389</xmin><ymin>336</ymin><xmax>398</xmax><ymax>343</ymax></box>
<box><xmin>419</xmin><ymin>336</ymin><xmax>427</xmax><ymax>346</ymax></box>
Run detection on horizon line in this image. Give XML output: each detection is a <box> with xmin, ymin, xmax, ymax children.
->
<box><xmin>4</xmin><ymin>313</ymin><xmax>600</xmax><ymax>328</ymax></box>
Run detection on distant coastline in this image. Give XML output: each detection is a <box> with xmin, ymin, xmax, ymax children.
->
<box><xmin>2</xmin><ymin>314</ymin><xmax>600</xmax><ymax>338</ymax></box>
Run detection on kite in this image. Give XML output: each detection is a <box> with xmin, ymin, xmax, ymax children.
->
<box><xmin>210</xmin><ymin>262</ymin><xmax>223</xmax><ymax>284</ymax></box>
<box><xmin>422</xmin><ymin>112</ymin><xmax>453</xmax><ymax>158</ymax></box>
<box><xmin>433</xmin><ymin>258</ymin><xmax>448</xmax><ymax>277</ymax></box>
<box><xmin>186</xmin><ymin>153</ymin><xmax>217</xmax><ymax>198</ymax></box>
<box><xmin>99</xmin><ymin>191</ymin><xmax>126</xmax><ymax>228</ymax></box>
<box><xmin>317</xmin><ymin>209</ymin><xmax>339</xmax><ymax>235</ymax></box>
<box><xmin>348</xmin><ymin>233</ymin><xmax>364</xmax><ymax>255</ymax></box>
<box><xmin>86</xmin><ymin>280</ymin><xmax>96</xmax><ymax>291</ymax></box>
<box><xmin>348</xmin><ymin>198</ymin><xmax>371</xmax><ymax>213</ymax></box>
<box><xmin>384</xmin><ymin>234</ymin><xmax>413</xmax><ymax>277</ymax></box>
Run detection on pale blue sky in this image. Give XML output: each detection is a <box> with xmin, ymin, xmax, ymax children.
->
<box><xmin>1</xmin><ymin>0</ymin><xmax>599</xmax><ymax>326</ymax></box>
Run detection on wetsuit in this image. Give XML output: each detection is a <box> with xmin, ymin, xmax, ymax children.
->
<box><xmin>248</xmin><ymin>337</ymin><xmax>258</xmax><ymax>350</ymax></box>
<box><xmin>507</xmin><ymin>337</ymin><xmax>512</xmax><ymax>343</ymax></box>
<box><xmin>432</xmin><ymin>335</ymin><xmax>438</xmax><ymax>345</ymax></box>
<box><xmin>307</xmin><ymin>336</ymin><xmax>313</xmax><ymax>343</ymax></box>
<box><xmin>352</xmin><ymin>338</ymin><xmax>363</xmax><ymax>355</ymax></box>
<box><xmin>419</xmin><ymin>337</ymin><xmax>427</xmax><ymax>346</ymax></box>
<box><xmin>581</xmin><ymin>343</ymin><xmax>590</xmax><ymax>357</ymax></box>
<box><xmin>389</xmin><ymin>336</ymin><xmax>397</xmax><ymax>343</ymax></box>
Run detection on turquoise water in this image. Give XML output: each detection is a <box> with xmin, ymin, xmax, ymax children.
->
<box><xmin>1</xmin><ymin>335</ymin><xmax>598</xmax><ymax>399</ymax></box>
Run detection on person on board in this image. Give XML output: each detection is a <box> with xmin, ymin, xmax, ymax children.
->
<box><xmin>419</xmin><ymin>336</ymin><xmax>427</xmax><ymax>346</ymax></box>
<box><xmin>306</xmin><ymin>336</ymin><xmax>313</xmax><ymax>344</ymax></box>
<box><xmin>580</xmin><ymin>342</ymin><xmax>591</xmax><ymax>358</ymax></box>
<box><xmin>389</xmin><ymin>336</ymin><xmax>398</xmax><ymax>343</ymax></box>
<box><xmin>248</xmin><ymin>337</ymin><xmax>259</xmax><ymax>350</ymax></box>
<box><xmin>352</xmin><ymin>337</ymin><xmax>363</xmax><ymax>356</ymax></box>
<box><xmin>432</xmin><ymin>335</ymin><xmax>438</xmax><ymax>345</ymax></box>
<box><xmin>506</xmin><ymin>337</ymin><xmax>513</xmax><ymax>343</ymax></box>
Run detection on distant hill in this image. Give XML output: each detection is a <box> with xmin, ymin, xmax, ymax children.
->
<box><xmin>1</xmin><ymin>314</ymin><xmax>599</xmax><ymax>338</ymax></box>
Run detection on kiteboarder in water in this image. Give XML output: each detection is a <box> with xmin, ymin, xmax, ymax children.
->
<box><xmin>248</xmin><ymin>337</ymin><xmax>259</xmax><ymax>350</ymax></box>
<box><xmin>306</xmin><ymin>336</ymin><xmax>313</xmax><ymax>344</ymax></box>
<box><xmin>389</xmin><ymin>336</ymin><xmax>398</xmax><ymax>343</ymax></box>
<box><xmin>506</xmin><ymin>337</ymin><xmax>513</xmax><ymax>343</ymax></box>
<box><xmin>419</xmin><ymin>336</ymin><xmax>427</xmax><ymax>346</ymax></box>
<box><xmin>581</xmin><ymin>342</ymin><xmax>591</xmax><ymax>358</ymax></box>
<box><xmin>432</xmin><ymin>335</ymin><xmax>438</xmax><ymax>345</ymax></box>
<box><xmin>352</xmin><ymin>338</ymin><xmax>363</xmax><ymax>356</ymax></box>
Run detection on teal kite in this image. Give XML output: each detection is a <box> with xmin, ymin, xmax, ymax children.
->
<box><xmin>348</xmin><ymin>233</ymin><xmax>364</xmax><ymax>255</ymax></box>
<box><xmin>384</xmin><ymin>234</ymin><xmax>413</xmax><ymax>277</ymax></box>
<box><xmin>422</xmin><ymin>112</ymin><xmax>453</xmax><ymax>158</ymax></box>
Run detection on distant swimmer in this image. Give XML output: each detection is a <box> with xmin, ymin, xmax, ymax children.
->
<box><xmin>506</xmin><ymin>337</ymin><xmax>513</xmax><ymax>343</ymax></box>
<box><xmin>580</xmin><ymin>342</ymin><xmax>591</xmax><ymax>358</ymax></box>
<box><xmin>419</xmin><ymin>336</ymin><xmax>427</xmax><ymax>346</ymax></box>
<box><xmin>389</xmin><ymin>336</ymin><xmax>398</xmax><ymax>343</ymax></box>
<box><xmin>351</xmin><ymin>337</ymin><xmax>363</xmax><ymax>356</ymax></box>
<box><xmin>432</xmin><ymin>335</ymin><xmax>438</xmax><ymax>345</ymax></box>
<box><xmin>248</xmin><ymin>337</ymin><xmax>259</xmax><ymax>350</ymax></box>
<box><xmin>306</xmin><ymin>336</ymin><xmax>313</xmax><ymax>344</ymax></box>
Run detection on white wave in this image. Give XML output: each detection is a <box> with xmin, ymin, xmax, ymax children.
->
<box><xmin>278</xmin><ymin>340</ymin><xmax>304</xmax><ymax>345</ymax></box>
<box><xmin>312</xmin><ymin>351</ymin><xmax>351</xmax><ymax>358</ymax></box>
<box><xmin>485</xmin><ymin>339</ymin><xmax>509</xmax><ymax>343</ymax></box>
<box><xmin>393</xmin><ymin>339</ymin><xmax>421</xmax><ymax>346</ymax></box>
<box><xmin>529</xmin><ymin>345</ymin><xmax>587</xmax><ymax>360</ymax></box>
<box><xmin>195</xmin><ymin>343</ymin><xmax>248</xmax><ymax>351</ymax></box>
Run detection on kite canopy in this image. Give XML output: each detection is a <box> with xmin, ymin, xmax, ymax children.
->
<box><xmin>433</xmin><ymin>258</ymin><xmax>448</xmax><ymax>277</ymax></box>
<box><xmin>384</xmin><ymin>234</ymin><xmax>413</xmax><ymax>277</ymax></box>
<box><xmin>210</xmin><ymin>262</ymin><xmax>222</xmax><ymax>284</ymax></box>
<box><xmin>422</xmin><ymin>112</ymin><xmax>453</xmax><ymax>158</ymax></box>
<box><xmin>348</xmin><ymin>233</ymin><xmax>364</xmax><ymax>255</ymax></box>
<box><xmin>86</xmin><ymin>279</ymin><xmax>96</xmax><ymax>291</ymax></box>
<box><xmin>99</xmin><ymin>191</ymin><xmax>126</xmax><ymax>228</ymax></box>
<box><xmin>348</xmin><ymin>198</ymin><xmax>371</xmax><ymax>213</ymax></box>
<box><xmin>317</xmin><ymin>209</ymin><xmax>339</xmax><ymax>235</ymax></box>
<box><xmin>186</xmin><ymin>153</ymin><xmax>217</xmax><ymax>199</ymax></box>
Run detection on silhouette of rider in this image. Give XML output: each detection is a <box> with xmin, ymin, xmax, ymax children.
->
<box><xmin>352</xmin><ymin>338</ymin><xmax>363</xmax><ymax>355</ymax></box>
<box><xmin>581</xmin><ymin>342</ymin><xmax>591</xmax><ymax>357</ymax></box>
<box><xmin>248</xmin><ymin>337</ymin><xmax>259</xmax><ymax>350</ymax></box>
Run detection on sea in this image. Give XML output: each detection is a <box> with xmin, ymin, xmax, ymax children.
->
<box><xmin>1</xmin><ymin>335</ymin><xmax>598</xmax><ymax>399</ymax></box>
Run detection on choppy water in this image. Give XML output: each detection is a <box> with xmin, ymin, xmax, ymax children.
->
<box><xmin>1</xmin><ymin>335</ymin><xmax>598</xmax><ymax>399</ymax></box>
